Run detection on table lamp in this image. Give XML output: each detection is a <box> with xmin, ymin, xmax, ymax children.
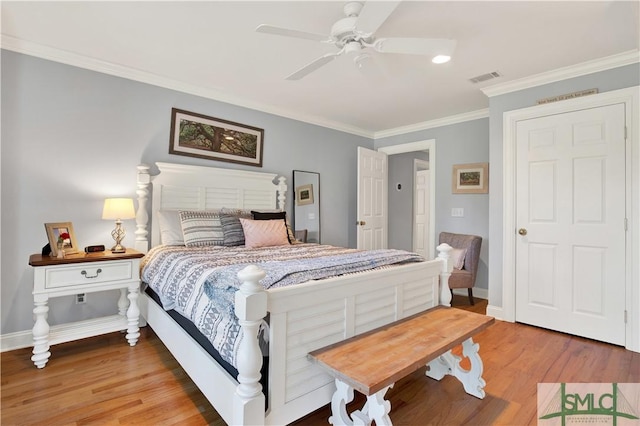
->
<box><xmin>102</xmin><ymin>198</ymin><xmax>136</xmax><ymax>253</ymax></box>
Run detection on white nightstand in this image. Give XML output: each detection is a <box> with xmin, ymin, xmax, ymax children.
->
<box><xmin>28</xmin><ymin>249</ymin><xmax>145</xmax><ymax>368</ymax></box>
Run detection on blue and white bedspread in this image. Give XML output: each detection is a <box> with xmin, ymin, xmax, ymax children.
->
<box><xmin>141</xmin><ymin>244</ymin><xmax>424</xmax><ymax>368</ymax></box>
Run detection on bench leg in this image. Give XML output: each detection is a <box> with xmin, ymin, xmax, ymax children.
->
<box><xmin>329</xmin><ymin>379</ymin><xmax>394</xmax><ymax>426</ymax></box>
<box><xmin>425</xmin><ymin>337</ymin><xmax>486</xmax><ymax>399</ymax></box>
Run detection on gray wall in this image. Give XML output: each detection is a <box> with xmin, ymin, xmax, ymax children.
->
<box><xmin>388</xmin><ymin>151</ymin><xmax>428</xmax><ymax>251</ymax></box>
<box><xmin>487</xmin><ymin>63</ymin><xmax>640</xmax><ymax>308</ymax></box>
<box><xmin>376</xmin><ymin>118</ymin><xmax>490</xmax><ymax>292</ymax></box>
<box><xmin>1</xmin><ymin>50</ymin><xmax>371</xmax><ymax>335</ymax></box>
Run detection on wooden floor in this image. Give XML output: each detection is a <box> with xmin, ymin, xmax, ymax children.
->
<box><xmin>2</xmin><ymin>295</ymin><xmax>639</xmax><ymax>425</ymax></box>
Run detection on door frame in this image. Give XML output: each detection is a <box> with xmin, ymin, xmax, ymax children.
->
<box><xmin>502</xmin><ymin>86</ymin><xmax>639</xmax><ymax>351</ymax></box>
<box><xmin>379</xmin><ymin>139</ymin><xmax>436</xmax><ymax>258</ymax></box>
<box><xmin>413</xmin><ymin>160</ymin><xmax>430</xmax><ymax>258</ymax></box>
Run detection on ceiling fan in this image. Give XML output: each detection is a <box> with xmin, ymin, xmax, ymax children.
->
<box><xmin>256</xmin><ymin>1</ymin><xmax>456</xmax><ymax>80</ymax></box>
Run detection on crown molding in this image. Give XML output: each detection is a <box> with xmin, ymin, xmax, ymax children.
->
<box><xmin>373</xmin><ymin>109</ymin><xmax>489</xmax><ymax>140</ymax></box>
<box><xmin>1</xmin><ymin>35</ymin><xmax>374</xmax><ymax>138</ymax></box>
<box><xmin>481</xmin><ymin>49</ymin><xmax>640</xmax><ymax>98</ymax></box>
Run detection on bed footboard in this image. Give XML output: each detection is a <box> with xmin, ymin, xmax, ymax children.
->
<box><xmin>229</xmin><ymin>244</ymin><xmax>453</xmax><ymax>425</ymax></box>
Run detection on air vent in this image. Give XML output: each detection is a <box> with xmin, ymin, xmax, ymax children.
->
<box><xmin>469</xmin><ymin>71</ymin><xmax>502</xmax><ymax>84</ymax></box>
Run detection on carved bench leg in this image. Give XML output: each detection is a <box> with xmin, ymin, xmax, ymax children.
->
<box><xmin>425</xmin><ymin>337</ymin><xmax>486</xmax><ymax>399</ymax></box>
<box><xmin>329</xmin><ymin>379</ymin><xmax>394</xmax><ymax>426</ymax></box>
<box><xmin>360</xmin><ymin>384</ymin><xmax>393</xmax><ymax>426</ymax></box>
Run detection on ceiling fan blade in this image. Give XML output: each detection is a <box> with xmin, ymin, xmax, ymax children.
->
<box><xmin>286</xmin><ymin>52</ymin><xmax>341</xmax><ymax>80</ymax></box>
<box><xmin>256</xmin><ymin>24</ymin><xmax>330</xmax><ymax>42</ymax></box>
<box><xmin>374</xmin><ymin>38</ymin><xmax>457</xmax><ymax>56</ymax></box>
<box><xmin>354</xmin><ymin>1</ymin><xmax>401</xmax><ymax>36</ymax></box>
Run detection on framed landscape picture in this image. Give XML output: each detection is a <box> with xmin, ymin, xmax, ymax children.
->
<box><xmin>169</xmin><ymin>108</ymin><xmax>264</xmax><ymax>167</ymax></box>
<box><xmin>452</xmin><ymin>163</ymin><xmax>489</xmax><ymax>194</ymax></box>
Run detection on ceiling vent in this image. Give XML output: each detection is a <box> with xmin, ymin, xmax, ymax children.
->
<box><xmin>469</xmin><ymin>71</ymin><xmax>502</xmax><ymax>84</ymax></box>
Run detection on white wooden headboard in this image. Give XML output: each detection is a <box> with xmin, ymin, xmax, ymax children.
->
<box><xmin>135</xmin><ymin>162</ymin><xmax>287</xmax><ymax>252</ymax></box>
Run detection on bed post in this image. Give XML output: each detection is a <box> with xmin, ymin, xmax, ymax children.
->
<box><xmin>437</xmin><ymin>243</ymin><xmax>453</xmax><ymax>307</ymax></box>
<box><xmin>234</xmin><ymin>265</ymin><xmax>268</xmax><ymax>425</ymax></box>
<box><xmin>277</xmin><ymin>176</ymin><xmax>287</xmax><ymax>211</ymax></box>
<box><xmin>135</xmin><ymin>164</ymin><xmax>151</xmax><ymax>253</ymax></box>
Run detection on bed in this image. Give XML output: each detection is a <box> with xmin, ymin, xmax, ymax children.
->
<box><xmin>134</xmin><ymin>162</ymin><xmax>454</xmax><ymax>426</ymax></box>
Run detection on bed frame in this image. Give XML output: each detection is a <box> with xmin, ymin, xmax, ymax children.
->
<box><xmin>135</xmin><ymin>162</ymin><xmax>453</xmax><ymax>425</ymax></box>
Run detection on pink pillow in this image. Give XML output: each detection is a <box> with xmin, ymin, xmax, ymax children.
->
<box><xmin>239</xmin><ymin>218</ymin><xmax>290</xmax><ymax>249</ymax></box>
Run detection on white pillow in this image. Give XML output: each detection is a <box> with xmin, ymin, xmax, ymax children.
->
<box><xmin>157</xmin><ymin>210</ymin><xmax>184</xmax><ymax>246</ymax></box>
<box><xmin>450</xmin><ymin>248</ymin><xmax>467</xmax><ymax>270</ymax></box>
<box><xmin>240</xmin><ymin>218</ymin><xmax>290</xmax><ymax>249</ymax></box>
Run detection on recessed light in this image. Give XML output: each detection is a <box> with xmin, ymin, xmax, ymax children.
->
<box><xmin>432</xmin><ymin>55</ymin><xmax>451</xmax><ymax>64</ymax></box>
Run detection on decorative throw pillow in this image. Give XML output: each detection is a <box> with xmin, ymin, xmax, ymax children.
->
<box><xmin>251</xmin><ymin>210</ymin><xmax>293</xmax><ymax>243</ymax></box>
<box><xmin>220</xmin><ymin>213</ymin><xmax>246</xmax><ymax>246</ymax></box>
<box><xmin>450</xmin><ymin>248</ymin><xmax>467</xmax><ymax>270</ymax></box>
<box><xmin>240</xmin><ymin>218</ymin><xmax>290</xmax><ymax>249</ymax></box>
<box><xmin>178</xmin><ymin>210</ymin><xmax>224</xmax><ymax>247</ymax></box>
<box><xmin>157</xmin><ymin>210</ymin><xmax>184</xmax><ymax>245</ymax></box>
<box><xmin>220</xmin><ymin>207</ymin><xmax>252</xmax><ymax>219</ymax></box>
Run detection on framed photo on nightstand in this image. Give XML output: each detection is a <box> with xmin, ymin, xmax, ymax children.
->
<box><xmin>45</xmin><ymin>222</ymin><xmax>79</xmax><ymax>256</ymax></box>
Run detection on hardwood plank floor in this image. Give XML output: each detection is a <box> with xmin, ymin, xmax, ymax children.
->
<box><xmin>2</xmin><ymin>295</ymin><xmax>638</xmax><ymax>425</ymax></box>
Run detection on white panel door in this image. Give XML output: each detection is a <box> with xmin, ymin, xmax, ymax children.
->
<box><xmin>357</xmin><ymin>147</ymin><xmax>387</xmax><ymax>250</ymax></box>
<box><xmin>413</xmin><ymin>169</ymin><xmax>430</xmax><ymax>259</ymax></box>
<box><xmin>515</xmin><ymin>103</ymin><xmax>626</xmax><ymax>345</ymax></box>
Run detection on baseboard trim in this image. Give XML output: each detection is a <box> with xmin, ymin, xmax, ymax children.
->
<box><xmin>452</xmin><ymin>287</ymin><xmax>488</xmax><ymax>300</ymax></box>
<box><xmin>486</xmin><ymin>304</ymin><xmax>506</xmax><ymax>321</ymax></box>
<box><xmin>1</xmin><ymin>330</ymin><xmax>33</xmax><ymax>352</ymax></box>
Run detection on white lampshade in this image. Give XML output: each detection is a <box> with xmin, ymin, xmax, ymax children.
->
<box><xmin>102</xmin><ymin>198</ymin><xmax>136</xmax><ymax>220</ymax></box>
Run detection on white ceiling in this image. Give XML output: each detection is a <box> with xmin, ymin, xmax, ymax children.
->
<box><xmin>2</xmin><ymin>1</ymin><xmax>638</xmax><ymax>137</ymax></box>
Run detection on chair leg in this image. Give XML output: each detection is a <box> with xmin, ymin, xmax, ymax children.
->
<box><xmin>468</xmin><ymin>288</ymin><xmax>474</xmax><ymax>305</ymax></box>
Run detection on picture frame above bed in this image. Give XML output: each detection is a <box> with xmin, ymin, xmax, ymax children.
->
<box><xmin>169</xmin><ymin>108</ymin><xmax>264</xmax><ymax>167</ymax></box>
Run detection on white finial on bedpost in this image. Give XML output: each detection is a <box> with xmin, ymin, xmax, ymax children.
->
<box><xmin>437</xmin><ymin>243</ymin><xmax>453</xmax><ymax>307</ymax></box>
<box><xmin>277</xmin><ymin>176</ymin><xmax>287</xmax><ymax>211</ymax></box>
<box><xmin>135</xmin><ymin>164</ymin><xmax>151</xmax><ymax>253</ymax></box>
<box><xmin>234</xmin><ymin>265</ymin><xmax>267</xmax><ymax>426</ymax></box>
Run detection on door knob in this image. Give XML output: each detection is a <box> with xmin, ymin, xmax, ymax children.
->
<box><xmin>518</xmin><ymin>228</ymin><xmax>527</xmax><ymax>236</ymax></box>
<box><xmin>356</xmin><ymin>221</ymin><xmax>366</xmax><ymax>226</ymax></box>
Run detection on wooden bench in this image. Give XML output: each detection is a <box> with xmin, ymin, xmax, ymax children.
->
<box><xmin>308</xmin><ymin>306</ymin><xmax>495</xmax><ymax>425</ymax></box>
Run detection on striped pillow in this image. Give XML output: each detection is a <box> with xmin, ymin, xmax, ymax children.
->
<box><xmin>179</xmin><ymin>211</ymin><xmax>224</xmax><ymax>247</ymax></box>
<box><xmin>220</xmin><ymin>213</ymin><xmax>246</xmax><ymax>246</ymax></box>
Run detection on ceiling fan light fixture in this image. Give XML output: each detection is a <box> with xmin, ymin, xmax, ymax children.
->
<box><xmin>344</xmin><ymin>40</ymin><xmax>363</xmax><ymax>55</ymax></box>
<box><xmin>432</xmin><ymin>55</ymin><xmax>451</xmax><ymax>64</ymax></box>
<box><xmin>354</xmin><ymin>53</ymin><xmax>371</xmax><ymax>69</ymax></box>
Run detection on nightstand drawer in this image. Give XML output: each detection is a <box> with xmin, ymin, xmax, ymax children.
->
<box><xmin>44</xmin><ymin>261</ymin><xmax>134</xmax><ymax>289</ymax></box>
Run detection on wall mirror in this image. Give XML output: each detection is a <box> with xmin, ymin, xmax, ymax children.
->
<box><xmin>292</xmin><ymin>170</ymin><xmax>320</xmax><ymax>243</ymax></box>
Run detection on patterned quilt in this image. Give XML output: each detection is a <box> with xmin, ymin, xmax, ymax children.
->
<box><xmin>141</xmin><ymin>244</ymin><xmax>424</xmax><ymax>368</ymax></box>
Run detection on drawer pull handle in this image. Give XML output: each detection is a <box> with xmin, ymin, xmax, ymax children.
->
<box><xmin>81</xmin><ymin>268</ymin><xmax>102</xmax><ymax>279</ymax></box>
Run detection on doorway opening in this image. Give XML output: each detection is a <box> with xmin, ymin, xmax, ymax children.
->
<box><xmin>378</xmin><ymin>140</ymin><xmax>436</xmax><ymax>258</ymax></box>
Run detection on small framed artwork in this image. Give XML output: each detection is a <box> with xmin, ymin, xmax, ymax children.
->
<box><xmin>45</xmin><ymin>222</ymin><xmax>79</xmax><ymax>256</ymax></box>
<box><xmin>452</xmin><ymin>163</ymin><xmax>489</xmax><ymax>194</ymax></box>
<box><xmin>169</xmin><ymin>108</ymin><xmax>264</xmax><ymax>167</ymax></box>
<box><xmin>296</xmin><ymin>184</ymin><xmax>314</xmax><ymax>206</ymax></box>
